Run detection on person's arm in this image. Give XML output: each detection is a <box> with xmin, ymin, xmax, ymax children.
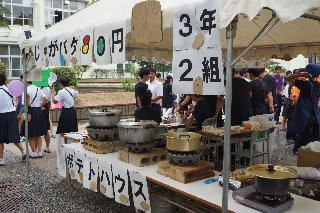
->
<box><xmin>286</xmin><ymin>73</ymin><xmax>311</xmax><ymax>84</ymax></box>
<box><xmin>213</xmin><ymin>95</ymin><xmax>224</xmax><ymax>117</ymax></box>
<box><xmin>186</xmin><ymin>115</ymin><xmax>195</xmax><ymax>131</ymax></box>
<box><xmin>152</xmin><ymin>84</ymin><xmax>163</xmax><ymax>102</ymax></box>
<box><xmin>137</xmin><ymin>96</ymin><xmax>142</xmax><ymax>108</ymax></box>
<box><xmin>179</xmin><ymin>95</ymin><xmax>190</xmax><ymax>110</ymax></box>
<box><xmin>267</xmin><ymin>93</ymin><xmax>274</xmax><ymax>113</ymax></box>
<box><xmin>249</xmin><ymin>91</ymin><xmax>252</xmax><ymax>98</ymax></box>
<box><xmin>40</xmin><ymin>96</ymin><xmax>48</xmax><ymax>110</ymax></box>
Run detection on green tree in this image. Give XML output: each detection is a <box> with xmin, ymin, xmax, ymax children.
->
<box><xmin>0</xmin><ymin>61</ymin><xmax>8</xmax><ymax>85</ymax></box>
<box><xmin>127</xmin><ymin>62</ymin><xmax>140</xmax><ymax>80</ymax></box>
<box><xmin>51</xmin><ymin>67</ymin><xmax>78</xmax><ymax>93</ymax></box>
<box><xmin>0</xmin><ymin>0</ymin><xmax>11</xmax><ymax>29</ymax></box>
<box><xmin>267</xmin><ymin>60</ymin><xmax>287</xmax><ymax>73</ymax></box>
<box><xmin>72</xmin><ymin>65</ymin><xmax>90</xmax><ymax>79</ymax></box>
<box><xmin>122</xmin><ymin>78</ymin><xmax>134</xmax><ymax>92</ymax></box>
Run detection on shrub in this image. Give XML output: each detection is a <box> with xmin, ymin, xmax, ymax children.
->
<box><xmin>122</xmin><ymin>78</ymin><xmax>134</xmax><ymax>92</ymax></box>
<box><xmin>72</xmin><ymin>65</ymin><xmax>90</xmax><ymax>79</ymax></box>
<box><xmin>51</xmin><ymin>67</ymin><xmax>77</xmax><ymax>93</ymax></box>
<box><xmin>0</xmin><ymin>61</ymin><xmax>8</xmax><ymax>85</ymax></box>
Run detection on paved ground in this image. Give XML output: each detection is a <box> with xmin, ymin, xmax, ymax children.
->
<box><xmin>1</xmin><ymin>122</ymin><xmax>134</xmax><ymax>213</ymax></box>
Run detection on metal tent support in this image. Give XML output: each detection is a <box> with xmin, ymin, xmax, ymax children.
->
<box><xmin>23</xmin><ymin>53</ymin><xmax>30</xmax><ymax>185</ymax></box>
<box><xmin>222</xmin><ymin>16</ymin><xmax>237</xmax><ymax>213</ymax></box>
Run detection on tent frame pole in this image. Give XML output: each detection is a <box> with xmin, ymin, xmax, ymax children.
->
<box><xmin>231</xmin><ymin>15</ymin><xmax>280</xmax><ymax>66</ymax></box>
<box><xmin>23</xmin><ymin>53</ymin><xmax>30</xmax><ymax>185</ymax></box>
<box><xmin>222</xmin><ymin>16</ymin><xmax>238</xmax><ymax>213</ymax></box>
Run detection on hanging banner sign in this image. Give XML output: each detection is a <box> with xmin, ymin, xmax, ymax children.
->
<box><xmin>80</xmin><ymin>27</ymin><xmax>94</xmax><ymax>65</ymax></box>
<box><xmin>46</xmin><ymin>35</ymin><xmax>61</xmax><ymax>66</ymax></box>
<box><xmin>173</xmin><ymin>2</ymin><xmax>197</xmax><ymax>50</ymax></box>
<box><xmin>112</xmin><ymin>165</ymin><xmax>130</xmax><ymax>206</ymax></box>
<box><xmin>83</xmin><ymin>155</ymin><xmax>99</xmax><ymax>192</ymax></box>
<box><xmin>129</xmin><ymin>171</ymin><xmax>151</xmax><ymax>213</ymax></box>
<box><xmin>94</xmin><ymin>23</ymin><xmax>111</xmax><ymax>65</ymax></box>
<box><xmin>58</xmin><ymin>32</ymin><xmax>70</xmax><ymax>66</ymax></box>
<box><xmin>98</xmin><ymin>160</ymin><xmax>114</xmax><ymax>198</ymax></box>
<box><xmin>68</xmin><ymin>30</ymin><xmax>81</xmax><ymax>65</ymax></box>
<box><xmin>109</xmin><ymin>20</ymin><xmax>126</xmax><ymax>64</ymax></box>
<box><xmin>172</xmin><ymin>0</ymin><xmax>224</xmax><ymax>95</ymax></box>
<box><xmin>33</xmin><ymin>38</ymin><xmax>46</xmax><ymax>69</ymax></box>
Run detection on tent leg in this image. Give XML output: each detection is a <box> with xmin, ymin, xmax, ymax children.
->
<box><xmin>222</xmin><ymin>17</ymin><xmax>237</xmax><ymax>213</ymax></box>
<box><xmin>23</xmin><ymin>53</ymin><xmax>30</xmax><ymax>185</ymax></box>
<box><xmin>232</xmin><ymin>16</ymin><xmax>280</xmax><ymax>66</ymax></box>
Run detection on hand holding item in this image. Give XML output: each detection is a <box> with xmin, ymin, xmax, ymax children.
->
<box><xmin>300</xmin><ymin>72</ymin><xmax>312</xmax><ymax>78</ymax></box>
<box><xmin>269</xmin><ymin>106</ymin><xmax>274</xmax><ymax>113</ymax></box>
<box><xmin>50</xmin><ymin>88</ymin><xmax>55</xmax><ymax>95</ymax></box>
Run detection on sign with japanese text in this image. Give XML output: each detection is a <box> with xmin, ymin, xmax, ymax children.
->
<box><xmin>67</xmin><ymin>30</ymin><xmax>81</xmax><ymax>65</ymax></box>
<box><xmin>46</xmin><ymin>35</ymin><xmax>61</xmax><ymax>66</ymax></box>
<box><xmin>112</xmin><ymin>165</ymin><xmax>130</xmax><ymax>206</ymax></box>
<box><xmin>172</xmin><ymin>0</ymin><xmax>224</xmax><ymax>95</ymax></box>
<box><xmin>109</xmin><ymin>20</ymin><xmax>126</xmax><ymax>64</ymax></box>
<box><xmin>98</xmin><ymin>160</ymin><xmax>114</xmax><ymax>198</ymax></box>
<box><xmin>58</xmin><ymin>32</ymin><xmax>70</xmax><ymax>66</ymax></box>
<box><xmin>129</xmin><ymin>171</ymin><xmax>151</xmax><ymax>212</ymax></box>
<box><xmin>66</xmin><ymin>147</ymin><xmax>76</xmax><ymax>179</ymax></box>
<box><xmin>74</xmin><ymin>151</ymin><xmax>85</xmax><ymax>184</ymax></box>
<box><xmin>83</xmin><ymin>155</ymin><xmax>99</xmax><ymax>192</ymax></box>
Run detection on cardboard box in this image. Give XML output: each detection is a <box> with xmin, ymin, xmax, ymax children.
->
<box><xmin>297</xmin><ymin>148</ymin><xmax>320</xmax><ymax>167</ymax></box>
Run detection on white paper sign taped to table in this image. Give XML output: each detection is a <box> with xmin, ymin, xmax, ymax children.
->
<box><xmin>98</xmin><ymin>159</ymin><xmax>114</xmax><ymax>198</ymax></box>
<box><xmin>173</xmin><ymin>2</ymin><xmax>197</xmax><ymax>50</ymax></box>
<box><xmin>66</xmin><ymin>147</ymin><xmax>76</xmax><ymax>180</ymax></box>
<box><xmin>196</xmin><ymin>0</ymin><xmax>220</xmax><ymax>48</ymax></box>
<box><xmin>83</xmin><ymin>155</ymin><xmax>99</xmax><ymax>192</ymax></box>
<box><xmin>79</xmin><ymin>27</ymin><xmax>94</xmax><ymax>65</ymax></box>
<box><xmin>74</xmin><ymin>151</ymin><xmax>85</xmax><ymax>185</ymax></box>
<box><xmin>129</xmin><ymin>171</ymin><xmax>151</xmax><ymax>213</ymax></box>
<box><xmin>57</xmin><ymin>135</ymin><xmax>66</xmax><ymax>178</ymax></box>
<box><xmin>112</xmin><ymin>165</ymin><xmax>130</xmax><ymax>206</ymax></box>
<box><xmin>94</xmin><ymin>23</ymin><xmax>111</xmax><ymax>65</ymax></box>
<box><xmin>110</xmin><ymin>20</ymin><xmax>126</xmax><ymax>64</ymax></box>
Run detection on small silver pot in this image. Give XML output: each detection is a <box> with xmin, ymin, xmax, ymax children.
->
<box><xmin>88</xmin><ymin>109</ymin><xmax>122</xmax><ymax>127</ymax></box>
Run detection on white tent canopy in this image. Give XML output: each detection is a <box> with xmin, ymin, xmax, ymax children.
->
<box><xmin>22</xmin><ymin>0</ymin><xmax>320</xmax><ymax>62</ymax></box>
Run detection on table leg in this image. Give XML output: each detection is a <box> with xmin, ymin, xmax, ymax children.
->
<box><xmin>67</xmin><ymin>166</ymin><xmax>72</xmax><ymax>199</ymax></box>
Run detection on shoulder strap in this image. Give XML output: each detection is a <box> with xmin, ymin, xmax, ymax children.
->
<box><xmin>29</xmin><ymin>88</ymin><xmax>38</xmax><ymax>106</ymax></box>
<box><xmin>0</xmin><ymin>88</ymin><xmax>14</xmax><ymax>106</ymax></box>
<box><xmin>64</xmin><ymin>88</ymin><xmax>74</xmax><ymax>99</ymax></box>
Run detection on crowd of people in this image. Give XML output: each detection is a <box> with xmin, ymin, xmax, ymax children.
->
<box><xmin>134</xmin><ymin>64</ymin><xmax>320</xmax><ymax>155</ymax></box>
<box><xmin>0</xmin><ymin>74</ymin><xmax>78</xmax><ymax>166</ymax></box>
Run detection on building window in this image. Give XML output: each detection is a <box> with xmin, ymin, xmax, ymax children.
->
<box><xmin>3</xmin><ymin>0</ymin><xmax>33</xmax><ymax>26</ymax></box>
<box><xmin>44</xmin><ymin>0</ymin><xmax>86</xmax><ymax>27</ymax></box>
<box><xmin>0</xmin><ymin>45</ymin><xmax>22</xmax><ymax>78</ymax></box>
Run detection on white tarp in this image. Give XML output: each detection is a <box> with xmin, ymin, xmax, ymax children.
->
<box><xmin>22</xmin><ymin>0</ymin><xmax>320</xmax><ymax>62</ymax></box>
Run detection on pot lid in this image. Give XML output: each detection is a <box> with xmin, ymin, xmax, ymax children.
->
<box><xmin>88</xmin><ymin>109</ymin><xmax>122</xmax><ymax>115</ymax></box>
<box><xmin>246</xmin><ymin>164</ymin><xmax>297</xmax><ymax>179</ymax></box>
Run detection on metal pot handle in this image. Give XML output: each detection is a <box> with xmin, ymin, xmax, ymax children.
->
<box><xmin>179</xmin><ymin>135</ymin><xmax>191</xmax><ymax>138</ymax></box>
<box><xmin>105</xmin><ymin>113</ymin><xmax>115</xmax><ymax>116</ymax></box>
<box><xmin>267</xmin><ymin>165</ymin><xmax>275</xmax><ymax>171</ymax></box>
<box><xmin>143</xmin><ymin>124</ymin><xmax>156</xmax><ymax>129</ymax></box>
<box><xmin>102</xmin><ymin>108</ymin><xmax>108</xmax><ymax>112</ymax></box>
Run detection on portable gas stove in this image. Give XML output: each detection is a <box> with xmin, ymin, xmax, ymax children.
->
<box><xmin>86</xmin><ymin>126</ymin><xmax>119</xmax><ymax>141</ymax></box>
<box><xmin>232</xmin><ymin>185</ymin><xmax>294</xmax><ymax>213</ymax></box>
<box><xmin>167</xmin><ymin>150</ymin><xmax>202</xmax><ymax>166</ymax></box>
<box><xmin>125</xmin><ymin>141</ymin><xmax>154</xmax><ymax>153</ymax></box>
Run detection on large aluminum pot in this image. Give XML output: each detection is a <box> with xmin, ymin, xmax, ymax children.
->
<box><xmin>88</xmin><ymin>109</ymin><xmax>122</xmax><ymax>127</ymax></box>
<box><xmin>117</xmin><ymin>120</ymin><xmax>157</xmax><ymax>143</ymax></box>
<box><xmin>247</xmin><ymin>164</ymin><xmax>297</xmax><ymax>197</ymax></box>
<box><xmin>166</xmin><ymin>132</ymin><xmax>201</xmax><ymax>152</ymax></box>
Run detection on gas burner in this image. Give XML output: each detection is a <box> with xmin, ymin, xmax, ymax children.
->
<box><xmin>124</xmin><ymin>141</ymin><xmax>154</xmax><ymax>153</ymax></box>
<box><xmin>86</xmin><ymin>126</ymin><xmax>119</xmax><ymax>141</ymax></box>
<box><xmin>167</xmin><ymin>150</ymin><xmax>202</xmax><ymax>166</ymax></box>
<box><xmin>232</xmin><ymin>185</ymin><xmax>294</xmax><ymax>213</ymax></box>
<box><xmin>86</xmin><ymin>126</ymin><xmax>118</xmax><ymax>130</ymax></box>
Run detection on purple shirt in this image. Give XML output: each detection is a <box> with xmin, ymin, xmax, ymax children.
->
<box><xmin>272</xmin><ymin>74</ymin><xmax>283</xmax><ymax>93</ymax></box>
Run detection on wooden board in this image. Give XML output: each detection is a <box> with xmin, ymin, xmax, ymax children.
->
<box><xmin>157</xmin><ymin>160</ymin><xmax>215</xmax><ymax>184</ymax></box>
<box><xmin>118</xmin><ymin>149</ymin><xmax>167</xmax><ymax>167</ymax></box>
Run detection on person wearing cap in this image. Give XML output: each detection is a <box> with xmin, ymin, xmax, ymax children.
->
<box><xmin>273</xmin><ymin>66</ymin><xmax>284</xmax><ymax>122</ymax></box>
<box><xmin>162</xmin><ymin>75</ymin><xmax>173</xmax><ymax>123</ymax></box>
<box><xmin>146</xmin><ymin>68</ymin><xmax>163</xmax><ymax>112</ymax></box>
<box><xmin>286</xmin><ymin>64</ymin><xmax>320</xmax><ymax>154</ymax></box>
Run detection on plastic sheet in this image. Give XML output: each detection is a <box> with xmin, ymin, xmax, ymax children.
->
<box><xmin>289</xmin><ymin>166</ymin><xmax>320</xmax><ymax>180</ymax></box>
<box><xmin>301</xmin><ymin>141</ymin><xmax>320</xmax><ymax>152</ymax></box>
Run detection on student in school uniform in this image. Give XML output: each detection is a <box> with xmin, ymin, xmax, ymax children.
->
<box><xmin>0</xmin><ymin>73</ymin><xmax>26</xmax><ymax>166</ymax></box>
<box><xmin>41</xmin><ymin>86</ymin><xmax>52</xmax><ymax>153</ymax></box>
<box><xmin>18</xmin><ymin>81</ymin><xmax>48</xmax><ymax>159</ymax></box>
<box><xmin>50</xmin><ymin>77</ymin><xmax>78</xmax><ymax>134</ymax></box>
